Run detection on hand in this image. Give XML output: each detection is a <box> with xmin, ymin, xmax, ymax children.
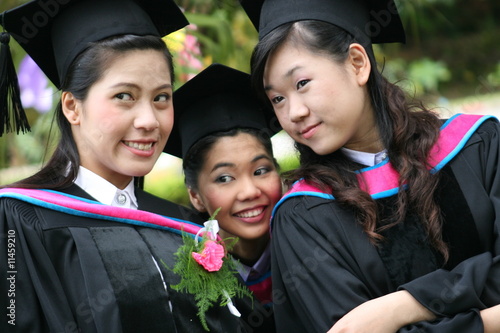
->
<box><xmin>327</xmin><ymin>291</ymin><xmax>435</xmax><ymax>333</ymax></box>
<box><xmin>481</xmin><ymin>304</ymin><xmax>500</xmax><ymax>333</ymax></box>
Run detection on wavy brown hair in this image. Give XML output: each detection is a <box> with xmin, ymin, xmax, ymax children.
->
<box><xmin>250</xmin><ymin>20</ymin><xmax>449</xmax><ymax>262</ymax></box>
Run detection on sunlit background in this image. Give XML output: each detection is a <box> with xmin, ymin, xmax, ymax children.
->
<box><xmin>1</xmin><ymin>0</ymin><xmax>499</xmax><ymax>206</ymax></box>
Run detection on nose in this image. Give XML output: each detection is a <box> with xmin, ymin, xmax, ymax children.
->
<box><xmin>134</xmin><ymin>102</ymin><xmax>160</xmax><ymax>131</ymax></box>
<box><xmin>236</xmin><ymin>177</ymin><xmax>262</xmax><ymax>202</ymax></box>
<box><xmin>288</xmin><ymin>96</ymin><xmax>309</xmax><ymax>123</ymax></box>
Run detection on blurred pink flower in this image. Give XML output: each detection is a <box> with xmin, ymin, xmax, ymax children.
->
<box><xmin>163</xmin><ymin>24</ymin><xmax>205</xmax><ymax>83</ymax></box>
<box><xmin>184</xmin><ymin>34</ymin><xmax>201</xmax><ymax>54</ymax></box>
<box><xmin>178</xmin><ymin>34</ymin><xmax>203</xmax><ymax>70</ymax></box>
<box><xmin>178</xmin><ymin>29</ymin><xmax>203</xmax><ymax>79</ymax></box>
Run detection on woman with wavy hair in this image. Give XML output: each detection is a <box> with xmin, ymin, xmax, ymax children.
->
<box><xmin>241</xmin><ymin>0</ymin><xmax>500</xmax><ymax>332</ymax></box>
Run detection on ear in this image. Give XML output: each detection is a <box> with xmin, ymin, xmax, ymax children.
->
<box><xmin>347</xmin><ymin>43</ymin><xmax>371</xmax><ymax>86</ymax></box>
<box><xmin>61</xmin><ymin>91</ymin><xmax>81</xmax><ymax>125</ymax></box>
<box><xmin>188</xmin><ymin>187</ymin><xmax>208</xmax><ymax>213</ymax></box>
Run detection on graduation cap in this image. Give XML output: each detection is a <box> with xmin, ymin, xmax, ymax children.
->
<box><xmin>0</xmin><ymin>0</ymin><xmax>188</xmax><ymax>136</ymax></box>
<box><xmin>163</xmin><ymin>63</ymin><xmax>280</xmax><ymax>159</ymax></box>
<box><xmin>240</xmin><ymin>0</ymin><xmax>406</xmax><ymax>44</ymax></box>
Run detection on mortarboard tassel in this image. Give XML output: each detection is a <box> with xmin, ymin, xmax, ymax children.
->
<box><xmin>0</xmin><ymin>32</ymin><xmax>30</xmax><ymax>136</ymax></box>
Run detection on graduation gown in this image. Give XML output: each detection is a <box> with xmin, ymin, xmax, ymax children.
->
<box><xmin>271</xmin><ymin>114</ymin><xmax>500</xmax><ymax>332</ymax></box>
<box><xmin>0</xmin><ymin>184</ymin><xmax>274</xmax><ymax>333</ymax></box>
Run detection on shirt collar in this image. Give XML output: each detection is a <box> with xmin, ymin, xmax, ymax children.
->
<box><xmin>341</xmin><ymin>147</ymin><xmax>388</xmax><ymax>167</ymax></box>
<box><xmin>74</xmin><ymin>166</ymin><xmax>138</xmax><ymax>209</ymax></box>
<box><xmin>234</xmin><ymin>242</ymin><xmax>271</xmax><ymax>282</ymax></box>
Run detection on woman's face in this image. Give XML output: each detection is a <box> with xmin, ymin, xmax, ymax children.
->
<box><xmin>263</xmin><ymin>41</ymin><xmax>382</xmax><ymax>155</ymax></box>
<box><xmin>65</xmin><ymin>49</ymin><xmax>173</xmax><ymax>189</ymax></box>
<box><xmin>188</xmin><ymin>132</ymin><xmax>282</xmax><ymax>242</ymax></box>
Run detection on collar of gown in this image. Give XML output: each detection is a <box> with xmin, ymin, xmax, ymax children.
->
<box><xmin>74</xmin><ymin>166</ymin><xmax>138</xmax><ymax>209</ymax></box>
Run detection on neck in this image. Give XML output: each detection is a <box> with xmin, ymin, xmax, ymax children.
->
<box><xmin>220</xmin><ymin>229</ymin><xmax>270</xmax><ymax>266</ymax></box>
<box><xmin>346</xmin><ymin>101</ymin><xmax>384</xmax><ymax>153</ymax></box>
<box><xmin>345</xmin><ymin>125</ymin><xmax>384</xmax><ymax>153</ymax></box>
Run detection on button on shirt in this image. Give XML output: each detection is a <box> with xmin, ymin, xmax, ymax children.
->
<box><xmin>74</xmin><ymin>166</ymin><xmax>138</xmax><ymax>209</ymax></box>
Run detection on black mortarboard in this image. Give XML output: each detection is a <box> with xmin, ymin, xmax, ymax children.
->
<box><xmin>0</xmin><ymin>0</ymin><xmax>188</xmax><ymax>136</ymax></box>
<box><xmin>1</xmin><ymin>0</ymin><xmax>188</xmax><ymax>89</ymax></box>
<box><xmin>240</xmin><ymin>0</ymin><xmax>406</xmax><ymax>44</ymax></box>
<box><xmin>163</xmin><ymin>63</ymin><xmax>280</xmax><ymax>159</ymax></box>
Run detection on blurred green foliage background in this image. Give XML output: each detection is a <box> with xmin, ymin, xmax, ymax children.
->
<box><xmin>1</xmin><ymin>0</ymin><xmax>499</xmax><ymax>206</ymax></box>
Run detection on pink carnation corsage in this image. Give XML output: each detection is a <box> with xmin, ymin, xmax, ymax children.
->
<box><xmin>166</xmin><ymin>209</ymin><xmax>252</xmax><ymax>331</ymax></box>
<box><xmin>192</xmin><ymin>240</ymin><xmax>224</xmax><ymax>272</ymax></box>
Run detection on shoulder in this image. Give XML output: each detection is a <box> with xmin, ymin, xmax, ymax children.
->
<box><xmin>274</xmin><ymin>194</ymin><xmax>349</xmax><ymax>218</ymax></box>
<box><xmin>457</xmin><ymin>116</ymin><xmax>500</xmax><ymax>159</ymax></box>
<box><xmin>430</xmin><ymin>115</ymin><xmax>500</xmax><ymax>172</ymax></box>
<box><xmin>0</xmin><ymin>196</ymin><xmax>44</xmax><ymax>233</ymax></box>
<box><xmin>135</xmin><ymin>189</ymin><xmax>204</xmax><ymax>224</ymax></box>
<box><xmin>276</xmin><ymin>192</ymin><xmax>333</xmax><ymax>212</ymax></box>
<box><xmin>467</xmin><ymin>116</ymin><xmax>500</xmax><ymax>143</ymax></box>
<box><xmin>442</xmin><ymin>114</ymin><xmax>500</xmax><ymax>148</ymax></box>
<box><xmin>0</xmin><ymin>195</ymin><xmax>35</xmax><ymax>213</ymax></box>
<box><xmin>272</xmin><ymin>193</ymin><xmax>358</xmax><ymax>237</ymax></box>
<box><xmin>274</xmin><ymin>179</ymin><xmax>337</xmax><ymax>219</ymax></box>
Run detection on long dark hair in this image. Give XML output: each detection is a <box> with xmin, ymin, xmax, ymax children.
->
<box><xmin>251</xmin><ymin>20</ymin><xmax>448</xmax><ymax>261</ymax></box>
<box><xmin>4</xmin><ymin>34</ymin><xmax>174</xmax><ymax>190</ymax></box>
<box><xmin>183</xmin><ymin>128</ymin><xmax>278</xmax><ymax>191</ymax></box>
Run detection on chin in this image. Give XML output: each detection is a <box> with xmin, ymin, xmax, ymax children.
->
<box><xmin>312</xmin><ymin>146</ymin><xmax>337</xmax><ymax>156</ymax></box>
<box><xmin>243</xmin><ymin>231</ymin><xmax>270</xmax><ymax>242</ymax></box>
<box><xmin>129</xmin><ymin>165</ymin><xmax>155</xmax><ymax>177</ymax></box>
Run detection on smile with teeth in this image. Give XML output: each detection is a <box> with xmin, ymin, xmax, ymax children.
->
<box><xmin>124</xmin><ymin>141</ymin><xmax>154</xmax><ymax>151</ymax></box>
<box><xmin>234</xmin><ymin>207</ymin><xmax>265</xmax><ymax>218</ymax></box>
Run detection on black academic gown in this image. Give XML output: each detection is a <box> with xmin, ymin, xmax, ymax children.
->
<box><xmin>271</xmin><ymin>118</ymin><xmax>500</xmax><ymax>332</ymax></box>
<box><xmin>0</xmin><ymin>184</ymin><xmax>275</xmax><ymax>333</ymax></box>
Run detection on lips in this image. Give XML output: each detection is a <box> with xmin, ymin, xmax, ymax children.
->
<box><xmin>232</xmin><ymin>205</ymin><xmax>270</xmax><ymax>224</ymax></box>
<box><xmin>123</xmin><ymin>141</ymin><xmax>154</xmax><ymax>151</ymax></box>
<box><xmin>234</xmin><ymin>206</ymin><xmax>265</xmax><ymax>218</ymax></box>
<box><xmin>300</xmin><ymin>123</ymin><xmax>320</xmax><ymax>139</ymax></box>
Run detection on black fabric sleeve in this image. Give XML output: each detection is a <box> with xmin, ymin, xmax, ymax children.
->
<box><xmin>272</xmin><ymin>197</ymin><xmax>373</xmax><ymax>332</ymax></box>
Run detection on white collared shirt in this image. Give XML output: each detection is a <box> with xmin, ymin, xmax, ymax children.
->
<box><xmin>74</xmin><ymin>166</ymin><xmax>138</xmax><ymax>209</ymax></box>
<box><xmin>235</xmin><ymin>242</ymin><xmax>271</xmax><ymax>282</ymax></box>
<box><xmin>341</xmin><ymin>147</ymin><xmax>388</xmax><ymax>167</ymax></box>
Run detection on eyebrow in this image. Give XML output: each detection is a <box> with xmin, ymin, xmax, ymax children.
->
<box><xmin>264</xmin><ymin>65</ymin><xmax>302</xmax><ymax>92</ymax></box>
<box><xmin>110</xmin><ymin>82</ymin><xmax>172</xmax><ymax>90</ymax></box>
<box><xmin>210</xmin><ymin>154</ymin><xmax>273</xmax><ymax>173</ymax></box>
